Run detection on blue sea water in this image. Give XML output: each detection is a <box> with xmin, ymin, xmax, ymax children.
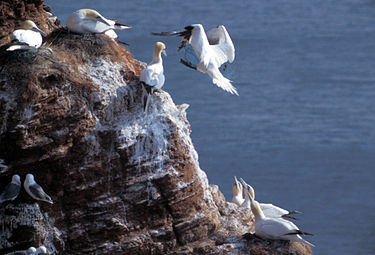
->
<box><xmin>47</xmin><ymin>1</ymin><xmax>375</xmax><ymax>254</ymax></box>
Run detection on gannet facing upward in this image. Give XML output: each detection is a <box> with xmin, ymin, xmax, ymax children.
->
<box><xmin>140</xmin><ymin>42</ymin><xmax>166</xmax><ymax>112</ymax></box>
<box><xmin>0</xmin><ymin>174</ymin><xmax>21</xmax><ymax>204</ymax></box>
<box><xmin>24</xmin><ymin>174</ymin><xmax>53</xmax><ymax>204</ymax></box>
<box><xmin>66</xmin><ymin>9</ymin><xmax>131</xmax><ymax>39</ymax></box>
<box><xmin>7</xmin><ymin>20</ymin><xmax>46</xmax><ymax>51</ymax></box>
<box><xmin>248</xmin><ymin>190</ymin><xmax>314</xmax><ymax>247</ymax></box>
<box><xmin>240</xmin><ymin>178</ymin><xmax>301</xmax><ymax>220</ymax></box>
<box><xmin>231</xmin><ymin>176</ymin><xmax>244</xmax><ymax>206</ymax></box>
<box><xmin>152</xmin><ymin>24</ymin><xmax>238</xmax><ymax>95</ymax></box>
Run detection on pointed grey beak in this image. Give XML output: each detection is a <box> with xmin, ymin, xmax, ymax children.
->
<box><xmin>162</xmin><ymin>49</ymin><xmax>167</xmax><ymax>56</ymax></box>
<box><xmin>96</xmin><ymin>16</ymin><xmax>111</xmax><ymax>26</ymax></box>
<box><xmin>239</xmin><ymin>178</ymin><xmax>248</xmax><ymax>189</ymax></box>
<box><xmin>32</xmin><ymin>27</ymin><xmax>46</xmax><ymax>37</ymax></box>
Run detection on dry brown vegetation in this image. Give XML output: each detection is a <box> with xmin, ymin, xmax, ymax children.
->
<box><xmin>0</xmin><ymin>28</ymin><xmax>144</xmax><ymax>104</ymax></box>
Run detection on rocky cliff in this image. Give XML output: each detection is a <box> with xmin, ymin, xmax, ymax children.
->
<box><xmin>0</xmin><ymin>1</ymin><xmax>313</xmax><ymax>254</ymax></box>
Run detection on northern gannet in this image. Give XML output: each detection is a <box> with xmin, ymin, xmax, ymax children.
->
<box><xmin>35</xmin><ymin>245</ymin><xmax>48</xmax><ymax>255</ymax></box>
<box><xmin>43</xmin><ymin>5</ymin><xmax>59</xmax><ymax>25</ymax></box>
<box><xmin>231</xmin><ymin>176</ymin><xmax>244</xmax><ymax>206</ymax></box>
<box><xmin>247</xmin><ymin>189</ymin><xmax>314</xmax><ymax>247</ymax></box>
<box><xmin>66</xmin><ymin>9</ymin><xmax>131</xmax><ymax>39</ymax></box>
<box><xmin>24</xmin><ymin>174</ymin><xmax>53</xmax><ymax>204</ymax></box>
<box><xmin>240</xmin><ymin>178</ymin><xmax>301</xmax><ymax>220</ymax></box>
<box><xmin>140</xmin><ymin>42</ymin><xmax>166</xmax><ymax>112</ymax></box>
<box><xmin>6</xmin><ymin>20</ymin><xmax>46</xmax><ymax>51</ymax></box>
<box><xmin>0</xmin><ymin>174</ymin><xmax>21</xmax><ymax>204</ymax></box>
<box><xmin>152</xmin><ymin>24</ymin><xmax>238</xmax><ymax>95</ymax></box>
<box><xmin>6</xmin><ymin>246</ymin><xmax>36</xmax><ymax>255</ymax></box>
<box><xmin>27</xmin><ymin>247</ymin><xmax>37</xmax><ymax>255</ymax></box>
<box><xmin>0</xmin><ymin>159</ymin><xmax>8</xmax><ymax>173</ymax></box>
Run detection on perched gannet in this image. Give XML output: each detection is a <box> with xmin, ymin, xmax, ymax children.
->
<box><xmin>43</xmin><ymin>5</ymin><xmax>59</xmax><ymax>25</ymax></box>
<box><xmin>0</xmin><ymin>174</ymin><xmax>21</xmax><ymax>204</ymax></box>
<box><xmin>248</xmin><ymin>189</ymin><xmax>314</xmax><ymax>247</ymax></box>
<box><xmin>66</xmin><ymin>9</ymin><xmax>131</xmax><ymax>39</ymax></box>
<box><xmin>240</xmin><ymin>178</ymin><xmax>301</xmax><ymax>220</ymax></box>
<box><xmin>35</xmin><ymin>245</ymin><xmax>48</xmax><ymax>255</ymax></box>
<box><xmin>140</xmin><ymin>42</ymin><xmax>167</xmax><ymax>112</ymax></box>
<box><xmin>152</xmin><ymin>24</ymin><xmax>238</xmax><ymax>95</ymax></box>
<box><xmin>231</xmin><ymin>176</ymin><xmax>244</xmax><ymax>206</ymax></box>
<box><xmin>24</xmin><ymin>174</ymin><xmax>53</xmax><ymax>204</ymax></box>
<box><xmin>6</xmin><ymin>246</ymin><xmax>37</xmax><ymax>255</ymax></box>
<box><xmin>6</xmin><ymin>20</ymin><xmax>46</xmax><ymax>51</ymax></box>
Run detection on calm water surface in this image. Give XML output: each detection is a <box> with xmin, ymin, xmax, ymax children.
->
<box><xmin>47</xmin><ymin>1</ymin><xmax>375</xmax><ymax>254</ymax></box>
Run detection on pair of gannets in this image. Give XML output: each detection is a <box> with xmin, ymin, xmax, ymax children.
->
<box><xmin>140</xmin><ymin>42</ymin><xmax>167</xmax><ymax>112</ymax></box>
<box><xmin>7</xmin><ymin>245</ymin><xmax>48</xmax><ymax>255</ymax></box>
<box><xmin>238</xmin><ymin>177</ymin><xmax>301</xmax><ymax>220</ymax></box>
<box><xmin>6</xmin><ymin>20</ymin><xmax>46</xmax><ymax>51</ymax></box>
<box><xmin>66</xmin><ymin>9</ymin><xmax>131</xmax><ymax>39</ymax></box>
<box><xmin>232</xmin><ymin>177</ymin><xmax>314</xmax><ymax>246</ymax></box>
<box><xmin>0</xmin><ymin>174</ymin><xmax>53</xmax><ymax>204</ymax></box>
<box><xmin>232</xmin><ymin>176</ymin><xmax>300</xmax><ymax>220</ymax></box>
<box><xmin>153</xmin><ymin>24</ymin><xmax>238</xmax><ymax>96</ymax></box>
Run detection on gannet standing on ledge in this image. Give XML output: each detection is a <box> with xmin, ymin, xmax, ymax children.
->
<box><xmin>24</xmin><ymin>174</ymin><xmax>53</xmax><ymax>204</ymax></box>
<box><xmin>152</xmin><ymin>24</ymin><xmax>238</xmax><ymax>95</ymax></box>
<box><xmin>35</xmin><ymin>245</ymin><xmax>48</xmax><ymax>255</ymax></box>
<box><xmin>240</xmin><ymin>178</ymin><xmax>301</xmax><ymax>220</ymax></box>
<box><xmin>0</xmin><ymin>174</ymin><xmax>21</xmax><ymax>204</ymax></box>
<box><xmin>140</xmin><ymin>42</ymin><xmax>167</xmax><ymax>112</ymax></box>
<box><xmin>231</xmin><ymin>176</ymin><xmax>244</xmax><ymax>206</ymax></box>
<box><xmin>6</xmin><ymin>20</ymin><xmax>46</xmax><ymax>51</ymax></box>
<box><xmin>66</xmin><ymin>9</ymin><xmax>131</xmax><ymax>39</ymax></box>
<box><xmin>247</xmin><ymin>189</ymin><xmax>314</xmax><ymax>247</ymax></box>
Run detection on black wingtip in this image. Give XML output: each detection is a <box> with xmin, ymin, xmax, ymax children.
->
<box><xmin>180</xmin><ymin>59</ymin><xmax>197</xmax><ymax>70</ymax></box>
<box><xmin>151</xmin><ymin>31</ymin><xmax>179</xmax><ymax>36</ymax></box>
<box><xmin>282</xmin><ymin>214</ymin><xmax>298</xmax><ymax>220</ymax></box>
<box><xmin>283</xmin><ymin>230</ymin><xmax>314</xmax><ymax>236</ymax></box>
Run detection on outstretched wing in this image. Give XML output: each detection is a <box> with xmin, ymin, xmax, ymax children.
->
<box><xmin>207</xmin><ymin>25</ymin><xmax>235</xmax><ymax>66</ymax></box>
<box><xmin>152</xmin><ymin>26</ymin><xmax>194</xmax><ymax>51</ymax></box>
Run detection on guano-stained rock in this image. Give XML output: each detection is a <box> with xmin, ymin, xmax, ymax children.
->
<box><xmin>0</xmin><ymin>1</ymin><xmax>313</xmax><ymax>254</ymax></box>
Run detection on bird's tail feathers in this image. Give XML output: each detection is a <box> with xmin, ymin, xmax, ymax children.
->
<box><xmin>288</xmin><ymin>210</ymin><xmax>302</xmax><ymax>215</ymax></box>
<box><xmin>211</xmin><ymin>70</ymin><xmax>238</xmax><ymax>96</ymax></box>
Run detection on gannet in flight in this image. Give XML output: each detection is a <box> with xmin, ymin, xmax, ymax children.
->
<box><xmin>152</xmin><ymin>24</ymin><xmax>238</xmax><ymax>95</ymax></box>
<box><xmin>140</xmin><ymin>42</ymin><xmax>166</xmax><ymax>112</ymax></box>
<box><xmin>0</xmin><ymin>174</ymin><xmax>21</xmax><ymax>204</ymax></box>
<box><xmin>247</xmin><ymin>189</ymin><xmax>314</xmax><ymax>247</ymax></box>
<box><xmin>6</xmin><ymin>20</ymin><xmax>46</xmax><ymax>51</ymax></box>
<box><xmin>66</xmin><ymin>9</ymin><xmax>131</xmax><ymax>39</ymax></box>
<box><xmin>231</xmin><ymin>176</ymin><xmax>244</xmax><ymax>206</ymax></box>
<box><xmin>240</xmin><ymin>178</ymin><xmax>301</xmax><ymax>220</ymax></box>
<box><xmin>24</xmin><ymin>174</ymin><xmax>53</xmax><ymax>204</ymax></box>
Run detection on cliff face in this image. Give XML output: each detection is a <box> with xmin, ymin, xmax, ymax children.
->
<box><xmin>0</xmin><ymin>1</ymin><xmax>312</xmax><ymax>254</ymax></box>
